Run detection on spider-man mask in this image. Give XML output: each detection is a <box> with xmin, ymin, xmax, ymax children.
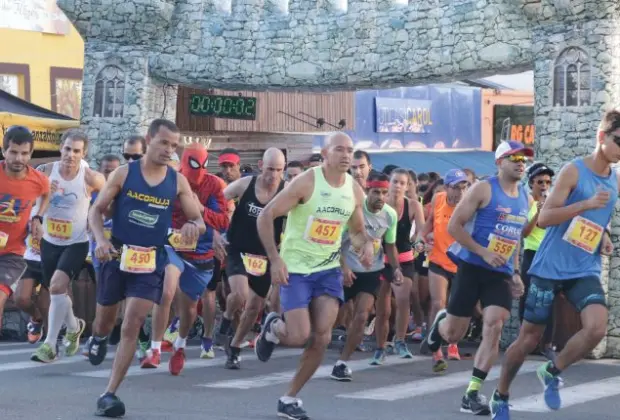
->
<box><xmin>180</xmin><ymin>143</ymin><xmax>209</xmax><ymax>187</ymax></box>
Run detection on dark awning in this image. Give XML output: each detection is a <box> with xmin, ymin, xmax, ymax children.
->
<box><xmin>0</xmin><ymin>89</ymin><xmax>76</xmax><ymax>121</ymax></box>
<box><xmin>367</xmin><ymin>150</ymin><xmax>497</xmax><ymax>177</ymax></box>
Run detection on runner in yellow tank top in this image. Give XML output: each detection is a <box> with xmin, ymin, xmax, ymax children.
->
<box><xmin>255</xmin><ymin>133</ymin><xmax>374</xmax><ymax>420</ymax></box>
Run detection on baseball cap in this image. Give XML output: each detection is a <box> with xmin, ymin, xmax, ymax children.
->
<box><xmin>495</xmin><ymin>140</ymin><xmax>534</xmax><ymax>160</ymax></box>
<box><xmin>527</xmin><ymin>162</ymin><xmax>555</xmax><ymax>180</ymax></box>
<box><xmin>218</xmin><ymin>148</ymin><xmax>240</xmax><ymax>165</ymax></box>
<box><xmin>444</xmin><ymin>169</ymin><xmax>469</xmax><ymax>186</ymax></box>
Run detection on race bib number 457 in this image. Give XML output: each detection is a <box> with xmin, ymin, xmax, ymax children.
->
<box><xmin>119</xmin><ymin>245</ymin><xmax>156</xmax><ymax>274</ymax></box>
<box><xmin>303</xmin><ymin>217</ymin><xmax>343</xmax><ymax>245</ymax></box>
<box><xmin>563</xmin><ymin>216</ymin><xmax>604</xmax><ymax>254</ymax></box>
<box><xmin>487</xmin><ymin>233</ymin><xmax>518</xmax><ymax>259</ymax></box>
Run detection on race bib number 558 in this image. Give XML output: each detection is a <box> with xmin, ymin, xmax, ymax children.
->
<box><xmin>303</xmin><ymin>217</ymin><xmax>343</xmax><ymax>245</ymax></box>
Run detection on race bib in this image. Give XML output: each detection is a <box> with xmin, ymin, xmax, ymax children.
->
<box><xmin>86</xmin><ymin>251</ymin><xmax>92</xmax><ymax>264</ymax></box>
<box><xmin>47</xmin><ymin>218</ymin><xmax>72</xmax><ymax>240</ymax></box>
<box><xmin>104</xmin><ymin>227</ymin><xmax>112</xmax><ymax>240</ymax></box>
<box><xmin>303</xmin><ymin>217</ymin><xmax>343</xmax><ymax>245</ymax></box>
<box><xmin>167</xmin><ymin>228</ymin><xmax>197</xmax><ymax>251</ymax></box>
<box><xmin>563</xmin><ymin>216</ymin><xmax>604</xmax><ymax>254</ymax></box>
<box><xmin>27</xmin><ymin>236</ymin><xmax>40</xmax><ymax>253</ymax></box>
<box><xmin>242</xmin><ymin>253</ymin><xmax>268</xmax><ymax>277</ymax></box>
<box><xmin>0</xmin><ymin>231</ymin><xmax>8</xmax><ymax>249</ymax></box>
<box><xmin>487</xmin><ymin>233</ymin><xmax>518</xmax><ymax>259</ymax></box>
<box><xmin>119</xmin><ymin>245</ymin><xmax>156</xmax><ymax>274</ymax></box>
<box><xmin>373</xmin><ymin>238</ymin><xmax>382</xmax><ymax>255</ymax></box>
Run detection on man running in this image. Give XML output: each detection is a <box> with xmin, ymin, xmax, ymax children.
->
<box><xmin>490</xmin><ymin>110</ymin><xmax>620</xmax><ymax>419</ymax></box>
<box><xmin>421</xmin><ymin>169</ymin><xmax>470</xmax><ymax>371</ymax></box>
<box><xmin>0</xmin><ymin>126</ymin><xmax>50</xmax><ymax>334</ymax></box>
<box><xmin>88</xmin><ymin>119</ymin><xmax>205</xmax><ymax>417</ymax></box>
<box><xmin>32</xmin><ymin>129</ymin><xmax>105</xmax><ymax>363</ymax></box>
<box><xmin>426</xmin><ymin>140</ymin><xmax>532</xmax><ymax>415</ymax></box>
<box><xmin>331</xmin><ymin>171</ymin><xmax>402</xmax><ymax>381</ymax></box>
<box><xmin>255</xmin><ymin>132</ymin><xmax>374</xmax><ymax>420</ymax></box>
<box><xmin>216</xmin><ymin>148</ymin><xmax>286</xmax><ymax>369</ymax></box>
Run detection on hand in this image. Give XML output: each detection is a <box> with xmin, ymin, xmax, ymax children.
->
<box><xmin>414</xmin><ymin>240</ymin><xmax>425</xmax><ymax>253</ymax></box>
<box><xmin>270</xmin><ymin>256</ymin><xmax>289</xmax><ymax>286</ymax></box>
<box><xmin>50</xmin><ymin>180</ymin><xmax>59</xmax><ymax>194</ymax></box>
<box><xmin>481</xmin><ymin>249</ymin><xmax>506</xmax><ymax>268</ymax></box>
<box><xmin>508</xmin><ymin>273</ymin><xmax>525</xmax><ymax>298</ymax></box>
<box><xmin>601</xmin><ymin>232</ymin><xmax>614</xmax><ymax>256</ymax></box>
<box><xmin>587</xmin><ymin>190</ymin><xmax>611</xmax><ymax>210</ymax></box>
<box><xmin>358</xmin><ymin>240</ymin><xmax>375</xmax><ymax>268</ymax></box>
<box><xmin>536</xmin><ymin>199</ymin><xmax>544</xmax><ymax>213</ymax></box>
<box><xmin>94</xmin><ymin>238</ymin><xmax>117</xmax><ymax>262</ymax></box>
<box><xmin>180</xmin><ymin>221</ymin><xmax>200</xmax><ymax>245</ymax></box>
<box><xmin>213</xmin><ymin>231</ymin><xmax>229</xmax><ymax>262</ymax></box>
<box><xmin>392</xmin><ymin>268</ymin><xmax>404</xmax><ymax>285</ymax></box>
<box><xmin>30</xmin><ymin>218</ymin><xmax>43</xmax><ymax>241</ymax></box>
<box><xmin>343</xmin><ymin>267</ymin><xmax>356</xmax><ymax>287</ymax></box>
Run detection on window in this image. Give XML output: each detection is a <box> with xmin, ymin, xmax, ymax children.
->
<box><xmin>553</xmin><ymin>47</ymin><xmax>591</xmax><ymax>107</ymax></box>
<box><xmin>93</xmin><ymin>65</ymin><xmax>126</xmax><ymax>118</ymax></box>
<box><xmin>50</xmin><ymin>67</ymin><xmax>83</xmax><ymax>119</ymax></box>
<box><xmin>0</xmin><ymin>63</ymin><xmax>30</xmax><ymax>101</ymax></box>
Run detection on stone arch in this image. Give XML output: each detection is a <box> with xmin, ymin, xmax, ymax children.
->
<box><xmin>93</xmin><ymin>65</ymin><xmax>126</xmax><ymax>118</ymax></box>
<box><xmin>553</xmin><ymin>46</ymin><xmax>591</xmax><ymax>108</ymax></box>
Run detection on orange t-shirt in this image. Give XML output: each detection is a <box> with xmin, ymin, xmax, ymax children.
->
<box><xmin>0</xmin><ymin>163</ymin><xmax>50</xmax><ymax>256</ymax></box>
<box><xmin>429</xmin><ymin>192</ymin><xmax>457</xmax><ymax>273</ymax></box>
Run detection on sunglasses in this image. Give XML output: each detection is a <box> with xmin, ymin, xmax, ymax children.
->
<box><xmin>123</xmin><ymin>153</ymin><xmax>143</xmax><ymax>161</ymax></box>
<box><xmin>536</xmin><ymin>179</ymin><xmax>552</xmax><ymax>186</ymax></box>
<box><xmin>506</xmin><ymin>155</ymin><xmax>528</xmax><ymax>163</ymax></box>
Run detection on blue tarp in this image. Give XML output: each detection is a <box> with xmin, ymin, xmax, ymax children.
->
<box><xmin>367</xmin><ymin>150</ymin><xmax>497</xmax><ymax>177</ymax></box>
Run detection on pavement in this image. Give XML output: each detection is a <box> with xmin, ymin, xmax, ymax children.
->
<box><xmin>1</xmin><ymin>339</ymin><xmax>620</xmax><ymax>420</ymax></box>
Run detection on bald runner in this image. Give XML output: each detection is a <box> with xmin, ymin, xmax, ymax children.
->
<box><xmin>214</xmin><ymin>148</ymin><xmax>287</xmax><ymax>370</ymax></box>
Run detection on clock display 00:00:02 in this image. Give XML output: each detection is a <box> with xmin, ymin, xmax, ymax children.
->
<box><xmin>189</xmin><ymin>94</ymin><xmax>257</xmax><ymax>120</ymax></box>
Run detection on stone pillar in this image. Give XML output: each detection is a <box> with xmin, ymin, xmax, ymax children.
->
<box><xmin>530</xmin><ymin>16</ymin><xmax>620</xmax><ymax>358</ymax></box>
<box><xmin>79</xmin><ymin>43</ymin><xmax>178</xmax><ymax>166</ymax></box>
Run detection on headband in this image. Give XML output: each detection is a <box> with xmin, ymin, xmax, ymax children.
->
<box><xmin>218</xmin><ymin>153</ymin><xmax>240</xmax><ymax>165</ymax></box>
<box><xmin>367</xmin><ymin>180</ymin><xmax>390</xmax><ymax>189</ymax></box>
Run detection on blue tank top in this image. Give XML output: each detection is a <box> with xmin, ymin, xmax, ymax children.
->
<box><xmin>112</xmin><ymin>161</ymin><xmax>177</xmax><ymax>248</ymax></box>
<box><xmin>458</xmin><ymin>176</ymin><xmax>529</xmax><ymax>274</ymax></box>
<box><xmin>529</xmin><ymin>158</ymin><xmax>618</xmax><ymax>281</ymax></box>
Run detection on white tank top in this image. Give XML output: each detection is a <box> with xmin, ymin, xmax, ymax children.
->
<box><xmin>24</xmin><ymin>198</ymin><xmax>42</xmax><ymax>262</ymax></box>
<box><xmin>43</xmin><ymin>161</ymin><xmax>90</xmax><ymax>245</ymax></box>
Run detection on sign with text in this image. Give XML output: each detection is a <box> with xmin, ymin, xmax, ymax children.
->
<box><xmin>493</xmin><ymin>105</ymin><xmax>535</xmax><ymax>150</ymax></box>
<box><xmin>0</xmin><ymin>0</ymin><xmax>71</xmax><ymax>35</ymax></box>
<box><xmin>375</xmin><ymin>98</ymin><xmax>433</xmax><ymax>134</ymax></box>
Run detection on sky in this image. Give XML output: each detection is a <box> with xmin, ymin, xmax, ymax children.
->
<box><xmin>483</xmin><ymin>71</ymin><xmax>533</xmax><ymax>92</ymax></box>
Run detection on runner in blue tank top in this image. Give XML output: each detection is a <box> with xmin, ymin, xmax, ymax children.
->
<box><xmin>491</xmin><ymin>109</ymin><xmax>620</xmax><ymax>420</ymax></box>
<box><xmin>426</xmin><ymin>141</ymin><xmax>533</xmax><ymax>416</ymax></box>
<box><xmin>87</xmin><ymin>119</ymin><xmax>206</xmax><ymax>418</ymax></box>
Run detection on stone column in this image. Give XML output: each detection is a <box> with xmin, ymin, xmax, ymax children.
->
<box><xmin>78</xmin><ymin>43</ymin><xmax>178</xmax><ymax>166</ymax></box>
<box><xmin>530</xmin><ymin>15</ymin><xmax>620</xmax><ymax>358</ymax></box>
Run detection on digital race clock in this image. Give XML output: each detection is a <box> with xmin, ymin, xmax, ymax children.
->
<box><xmin>189</xmin><ymin>94</ymin><xmax>257</xmax><ymax>120</ymax></box>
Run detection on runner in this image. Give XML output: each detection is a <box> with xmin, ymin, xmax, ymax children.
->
<box><xmin>254</xmin><ymin>132</ymin><xmax>374</xmax><ymax>420</ymax></box>
<box><xmin>490</xmin><ymin>110</ymin><xmax>620</xmax><ymax>419</ymax></box>
<box><xmin>164</xmin><ymin>140</ymin><xmax>229</xmax><ymax>375</ymax></box>
<box><xmin>215</xmin><ymin>148</ymin><xmax>286</xmax><ymax>369</ymax></box>
<box><xmin>31</xmin><ymin>129</ymin><xmax>105</xmax><ymax>363</ymax></box>
<box><xmin>88</xmin><ymin>119</ymin><xmax>205</xmax><ymax>417</ymax></box>
<box><xmin>0</xmin><ymin>126</ymin><xmax>50</xmax><ymax>336</ymax></box>
<box><xmin>426</xmin><ymin>140</ymin><xmax>532</xmax><ymax>415</ymax></box>
<box><xmin>331</xmin><ymin>171</ymin><xmax>402</xmax><ymax>381</ymax></box>
<box><xmin>421</xmin><ymin>169</ymin><xmax>470</xmax><ymax>371</ymax></box>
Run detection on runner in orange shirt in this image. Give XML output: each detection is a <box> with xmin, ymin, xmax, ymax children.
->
<box><xmin>0</xmin><ymin>126</ymin><xmax>50</xmax><ymax>332</ymax></box>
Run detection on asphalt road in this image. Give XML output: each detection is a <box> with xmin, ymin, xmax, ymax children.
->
<box><xmin>1</xmin><ymin>339</ymin><xmax>620</xmax><ymax>420</ymax></box>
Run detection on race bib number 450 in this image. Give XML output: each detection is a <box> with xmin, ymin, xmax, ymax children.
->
<box><xmin>242</xmin><ymin>253</ymin><xmax>268</xmax><ymax>277</ymax></box>
<box><xmin>563</xmin><ymin>216</ymin><xmax>604</xmax><ymax>254</ymax></box>
<box><xmin>487</xmin><ymin>233</ymin><xmax>518</xmax><ymax>259</ymax></box>
<box><xmin>303</xmin><ymin>217</ymin><xmax>343</xmax><ymax>245</ymax></box>
<box><xmin>119</xmin><ymin>245</ymin><xmax>156</xmax><ymax>274</ymax></box>
<box><xmin>47</xmin><ymin>218</ymin><xmax>72</xmax><ymax>240</ymax></box>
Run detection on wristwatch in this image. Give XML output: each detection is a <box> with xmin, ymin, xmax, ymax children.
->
<box><xmin>32</xmin><ymin>215</ymin><xmax>43</xmax><ymax>224</ymax></box>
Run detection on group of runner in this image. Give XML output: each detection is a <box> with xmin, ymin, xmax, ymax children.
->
<box><xmin>0</xmin><ymin>108</ymin><xmax>618</xmax><ymax>420</ymax></box>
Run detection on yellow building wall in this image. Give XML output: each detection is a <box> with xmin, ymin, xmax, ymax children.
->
<box><xmin>0</xmin><ymin>25</ymin><xmax>84</xmax><ymax>110</ymax></box>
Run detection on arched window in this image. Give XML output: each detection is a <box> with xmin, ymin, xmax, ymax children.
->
<box><xmin>553</xmin><ymin>47</ymin><xmax>590</xmax><ymax>107</ymax></box>
<box><xmin>93</xmin><ymin>65</ymin><xmax>125</xmax><ymax>118</ymax></box>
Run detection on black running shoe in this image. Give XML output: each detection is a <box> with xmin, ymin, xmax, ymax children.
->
<box><xmin>88</xmin><ymin>336</ymin><xmax>108</xmax><ymax>366</ymax></box>
<box><xmin>277</xmin><ymin>398</ymin><xmax>310</xmax><ymax>420</ymax></box>
<box><xmin>330</xmin><ymin>363</ymin><xmax>352</xmax><ymax>382</ymax></box>
<box><xmin>255</xmin><ymin>312</ymin><xmax>280</xmax><ymax>362</ymax></box>
<box><xmin>460</xmin><ymin>391</ymin><xmax>491</xmax><ymax>416</ymax></box>
<box><xmin>225</xmin><ymin>346</ymin><xmax>241</xmax><ymax>370</ymax></box>
<box><xmin>426</xmin><ymin>309</ymin><xmax>447</xmax><ymax>353</ymax></box>
<box><xmin>95</xmin><ymin>392</ymin><xmax>125</xmax><ymax>418</ymax></box>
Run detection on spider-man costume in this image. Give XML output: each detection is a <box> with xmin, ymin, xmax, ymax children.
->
<box><xmin>172</xmin><ymin>143</ymin><xmax>229</xmax><ymax>263</ymax></box>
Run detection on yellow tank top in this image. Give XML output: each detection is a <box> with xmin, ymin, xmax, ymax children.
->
<box><xmin>523</xmin><ymin>202</ymin><xmax>546</xmax><ymax>251</ymax></box>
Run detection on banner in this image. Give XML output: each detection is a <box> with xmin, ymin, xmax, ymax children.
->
<box><xmin>0</xmin><ymin>113</ymin><xmax>79</xmax><ymax>151</ymax></box>
<box><xmin>0</xmin><ymin>0</ymin><xmax>71</xmax><ymax>35</ymax></box>
<box><xmin>375</xmin><ymin>98</ymin><xmax>433</xmax><ymax>134</ymax></box>
<box><xmin>493</xmin><ymin>105</ymin><xmax>534</xmax><ymax>150</ymax></box>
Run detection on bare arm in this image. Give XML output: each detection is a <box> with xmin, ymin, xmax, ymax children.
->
<box><xmin>177</xmin><ymin>174</ymin><xmax>206</xmax><ymax>235</ymax></box>
<box><xmin>223</xmin><ymin>176</ymin><xmax>252</xmax><ymax>202</ymax></box>
<box><xmin>409</xmin><ymin>197</ymin><xmax>425</xmax><ymax>238</ymax></box>
<box><xmin>36</xmin><ymin>176</ymin><xmax>51</xmax><ymax>217</ymax></box>
<box><xmin>384</xmin><ymin>242</ymin><xmax>400</xmax><ymax>271</ymax></box>
<box><xmin>419</xmin><ymin>195</ymin><xmax>436</xmax><ymax>242</ymax></box>
<box><xmin>537</xmin><ymin>163</ymin><xmax>589</xmax><ymax>228</ymax></box>
<box><xmin>522</xmin><ymin>194</ymin><xmax>539</xmax><ymax>238</ymax></box>
<box><xmin>447</xmin><ymin>181</ymin><xmax>491</xmax><ymax>258</ymax></box>
<box><xmin>89</xmin><ymin>166</ymin><xmax>127</xmax><ymax>244</ymax></box>
<box><xmin>257</xmin><ymin>171</ymin><xmax>313</xmax><ymax>261</ymax></box>
<box><xmin>347</xmin><ymin>182</ymin><xmax>372</xmax><ymax>249</ymax></box>
<box><xmin>85</xmin><ymin>167</ymin><xmax>106</xmax><ymax>193</ymax></box>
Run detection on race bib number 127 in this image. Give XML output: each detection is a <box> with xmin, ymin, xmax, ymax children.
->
<box><xmin>563</xmin><ymin>216</ymin><xmax>604</xmax><ymax>254</ymax></box>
